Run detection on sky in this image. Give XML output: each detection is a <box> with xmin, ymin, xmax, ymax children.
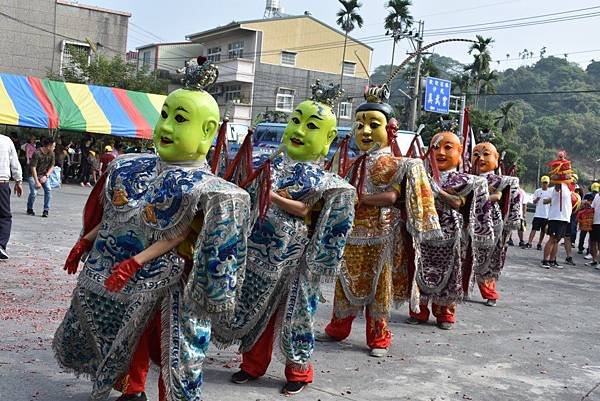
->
<box><xmin>88</xmin><ymin>0</ymin><xmax>600</xmax><ymax>72</ymax></box>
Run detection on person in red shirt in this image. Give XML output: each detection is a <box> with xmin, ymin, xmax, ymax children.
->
<box><xmin>100</xmin><ymin>145</ymin><xmax>116</xmax><ymax>174</ymax></box>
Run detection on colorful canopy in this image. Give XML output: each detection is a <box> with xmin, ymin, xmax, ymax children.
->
<box><xmin>0</xmin><ymin>73</ymin><xmax>166</xmax><ymax>139</ymax></box>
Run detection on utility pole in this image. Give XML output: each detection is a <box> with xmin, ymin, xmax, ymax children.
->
<box><xmin>408</xmin><ymin>21</ymin><xmax>424</xmax><ymax>132</ymax></box>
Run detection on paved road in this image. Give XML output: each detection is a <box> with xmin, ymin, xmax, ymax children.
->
<box><xmin>1</xmin><ymin>185</ymin><xmax>599</xmax><ymax>401</ymax></box>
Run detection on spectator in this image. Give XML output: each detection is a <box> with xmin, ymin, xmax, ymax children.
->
<box><xmin>27</xmin><ymin>137</ymin><xmax>55</xmax><ymax>218</ymax></box>
<box><xmin>524</xmin><ymin>176</ymin><xmax>551</xmax><ymax>250</ymax></box>
<box><xmin>541</xmin><ymin>183</ymin><xmax>572</xmax><ymax>269</ymax></box>
<box><xmin>586</xmin><ymin>190</ymin><xmax>600</xmax><ymax>269</ymax></box>
<box><xmin>54</xmin><ymin>137</ymin><xmax>66</xmax><ymax>179</ymax></box>
<box><xmin>89</xmin><ymin>150</ymin><xmax>101</xmax><ymax>185</ymax></box>
<box><xmin>79</xmin><ymin>138</ymin><xmax>92</xmax><ymax>187</ymax></box>
<box><xmin>100</xmin><ymin>145</ymin><xmax>116</xmax><ymax>174</ymax></box>
<box><xmin>21</xmin><ymin>135</ymin><xmax>36</xmax><ymax>179</ymax></box>
<box><xmin>0</xmin><ymin>132</ymin><xmax>23</xmax><ymax>259</ymax></box>
<box><xmin>583</xmin><ymin>183</ymin><xmax>599</xmax><ymax>259</ymax></box>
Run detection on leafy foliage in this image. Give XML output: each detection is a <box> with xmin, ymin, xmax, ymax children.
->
<box><xmin>48</xmin><ymin>48</ymin><xmax>168</xmax><ymax>94</ymax></box>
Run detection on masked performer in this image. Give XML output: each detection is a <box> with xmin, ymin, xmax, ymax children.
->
<box><xmin>407</xmin><ymin>131</ymin><xmax>494</xmax><ymax>329</ymax></box>
<box><xmin>213</xmin><ymin>81</ymin><xmax>356</xmax><ymax>395</ymax></box>
<box><xmin>317</xmin><ymin>85</ymin><xmax>441</xmax><ymax>356</ymax></box>
<box><xmin>465</xmin><ymin>142</ymin><xmax>521</xmax><ymax>306</ymax></box>
<box><xmin>53</xmin><ymin>58</ymin><xmax>250</xmax><ymax>401</ymax></box>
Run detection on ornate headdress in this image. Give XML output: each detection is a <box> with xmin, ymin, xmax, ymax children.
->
<box><xmin>310</xmin><ymin>79</ymin><xmax>344</xmax><ymax>107</ymax></box>
<box><xmin>356</xmin><ymin>84</ymin><xmax>395</xmax><ymax>120</ymax></box>
<box><xmin>178</xmin><ymin>56</ymin><xmax>219</xmax><ymax>91</ymax></box>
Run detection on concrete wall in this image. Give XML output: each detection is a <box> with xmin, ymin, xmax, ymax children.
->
<box><xmin>252</xmin><ymin>62</ymin><xmax>368</xmax><ymax>127</ymax></box>
<box><xmin>0</xmin><ymin>0</ymin><xmax>129</xmax><ymax>78</ymax></box>
<box><xmin>242</xmin><ymin>16</ymin><xmax>371</xmax><ymax>79</ymax></box>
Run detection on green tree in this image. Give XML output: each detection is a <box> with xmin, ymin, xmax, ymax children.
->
<box><xmin>384</xmin><ymin>0</ymin><xmax>413</xmax><ymax>77</ymax></box>
<box><xmin>48</xmin><ymin>47</ymin><xmax>168</xmax><ymax>94</ymax></box>
<box><xmin>336</xmin><ymin>0</ymin><xmax>364</xmax><ymax>89</ymax></box>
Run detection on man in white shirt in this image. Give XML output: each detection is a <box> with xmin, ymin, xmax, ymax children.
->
<box><xmin>524</xmin><ymin>176</ymin><xmax>551</xmax><ymax>250</ymax></box>
<box><xmin>585</xmin><ymin>192</ymin><xmax>600</xmax><ymax>268</ymax></box>
<box><xmin>541</xmin><ymin>183</ymin><xmax>572</xmax><ymax>269</ymax></box>
<box><xmin>0</xmin><ymin>134</ymin><xmax>23</xmax><ymax>259</ymax></box>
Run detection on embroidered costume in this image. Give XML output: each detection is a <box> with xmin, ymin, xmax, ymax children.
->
<box><xmin>467</xmin><ymin>172</ymin><xmax>521</xmax><ymax>301</ymax></box>
<box><xmin>53</xmin><ymin>155</ymin><xmax>250</xmax><ymax>401</ymax></box>
<box><xmin>213</xmin><ymin>154</ymin><xmax>355</xmax><ymax>380</ymax></box>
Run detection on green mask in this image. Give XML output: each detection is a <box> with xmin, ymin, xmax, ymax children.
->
<box><xmin>153</xmin><ymin>89</ymin><xmax>219</xmax><ymax>162</ymax></box>
<box><xmin>281</xmin><ymin>100</ymin><xmax>337</xmax><ymax>162</ymax></box>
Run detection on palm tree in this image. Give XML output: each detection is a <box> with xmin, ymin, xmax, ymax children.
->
<box><xmin>466</xmin><ymin>35</ymin><xmax>494</xmax><ymax>107</ymax></box>
<box><xmin>478</xmin><ymin>70</ymin><xmax>498</xmax><ymax>110</ymax></box>
<box><xmin>384</xmin><ymin>0</ymin><xmax>413</xmax><ymax>77</ymax></box>
<box><xmin>494</xmin><ymin>102</ymin><xmax>515</xmax><ymax>134</ymax></box>
<box><xmin>451</xmin><ymin>73</ymin><xmax>471</xmax><ymax>95</ymax></box>
<box><xmin>336</xmin><ymin>0</ymin><xmax>364</xmax><ymax>88</ymax></box>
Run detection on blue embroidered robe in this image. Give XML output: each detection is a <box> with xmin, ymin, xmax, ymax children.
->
<box><xmin>53</xmin><ymin>154</ymin><xmax>250</xmax><ymax>401</ymax></box>
<box><xmin>212</xmin><ymin>155</ymin><xmax>355</xmax><ymax>370</ymax></box>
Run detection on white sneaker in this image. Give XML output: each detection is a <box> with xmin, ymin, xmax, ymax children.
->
<box><xmin>585</xmin><ymin>254</ymin><xmax>593</xmax><ymax>260</ymax></box>
<box><xmin>369</xmin><ymin>348</ymin><xmax>388</xmax><ymax>358</ymax></box>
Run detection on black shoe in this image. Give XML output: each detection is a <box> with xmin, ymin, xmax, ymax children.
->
<box><xmin>26</xmin><ymin>209</ymin><xmax>35</xmax><ymax>216</ymax></box>
<box><xmin>282</xmin><ymin>381</ymin><xmax>307</xmax><ymax>395</ymax></box>
<box><xmin>41</xmin><ymin>210</ymin><xmax>48</xmax><ymax>218</ymax></box>
<box><xmin>231</xmin><ymin>370</ymin><xmax>256</xmax><ymax>384</ymax></box>
<box><xmin>541</xmin><ymin>260</ymin><xmax>551</xmax><ymax>269</ymax></box>
<box><xmin>116</xmin><ymin>393</ymin><xmax>147</xmax><ymax>401</ymax></box>
<box><xmin>507</xmin><ymin>239</ymin><xmax>514</xmax><ymax>246</ymax></box>
<box><xmin>585</xmin><ymin>261</ymin><xmax>598</xmax><ymax>267</ymax></box>
<box><xmin>0</xmin><ymin>247</ymin><xmax>7</xmax><ymax>260</ymax></box>
<box><xmin>565</xmin><ymin>257</ymin><xmax>576</xmax><ymax>266</ymax></box>
<box><xmin>518</xmin><ymin>240</ymin><xmax>525</xmax><ymax>247</ymax></box>
<box><xmin>537</xmin><ymin>244</ymin><xmax>543</xmax><ymax>251</ymax></box>
<box><xmin>552</xmin><ymin>261</ymin><xmax>563</xmax><ymax>269</ymax></box>
<box><xmin>578</xmin><ymin>249</ymin><xmax>584</xmax><ymax>254</ymax></box>
<box><xmin>522</xmin><ymin>243</ymin><xmax>532</xmax><ymax>249</ymax></box>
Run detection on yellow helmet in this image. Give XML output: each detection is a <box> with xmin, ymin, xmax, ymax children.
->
<box><xmin>540</xmin><ymin>175</ymin><xmax>550</xmax><ymax>183</ymax></box>
<box><xmin>592</xmin><ymin>183</ymin><xmax>600</xmax><ymax>192</ymax></box>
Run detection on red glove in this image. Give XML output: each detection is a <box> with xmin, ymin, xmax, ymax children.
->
<box><xmin>64</xmin><ymin>238</ymin><xmax>93</xmax><ymax>275</ymax></box>
<box><xmin>104</xmin><ymin>258</ymin><xmax>143</xmax><ymax>293</ymax></box>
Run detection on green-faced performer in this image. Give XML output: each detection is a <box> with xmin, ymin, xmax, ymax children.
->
<box><xmin>53</xmin><ymin>57</ymin><xmax>251</xmax><ymax>401</ymax></box>
<box><xmin>212</xmin><ymin>80</ymin><xmax>356</xmax><ymax>395</ymax></box>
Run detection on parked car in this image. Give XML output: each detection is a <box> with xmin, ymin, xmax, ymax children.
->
<box><xmin>252</xmin><ymin>122</ymin><xmax>357</xmax><ymax>160</ymax></box>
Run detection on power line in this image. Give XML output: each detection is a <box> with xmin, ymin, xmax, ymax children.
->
<box><xmin>426</xmin><ymin>5</ymin><xmax>600</xmax><ymax>32</ymax></box>
<box><xmin>471</xmin><ymin>89</ymin><xmax>600</xmax><ymax>96</ymax></box>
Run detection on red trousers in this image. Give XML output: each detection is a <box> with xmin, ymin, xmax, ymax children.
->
<box><xmin>115</xmin><ymin>312</ymin><xmax>165</xmax><ymax>400</ymax></box>
<box><xmin>240</xmin><ymin>310</ymin><xmax>313</xmax><ymax>383</ymax></box>
<box><xmin>477</xmin><ymin>278</ymin><xmax>499</xmax><ymax>300</ymax></box>
<box><xmin>409</xmin><ymin>302</ymin><xmax>456</xmax><ymax>324</ymax></box>
<box><xmin>324</xmin><ymin>311</ymin><xmax>392</xmax><ymax>349</ymax></box>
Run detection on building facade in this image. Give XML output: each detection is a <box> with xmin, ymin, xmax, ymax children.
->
<box><xmin>173</xmin><ymin>15</ymin><xmax>372</xmax><ymax>127</ymax></box>
<box><xmin>0</xmin><ymin>0</ymin><xmax>129</xmax><ymax>78</ymax></box>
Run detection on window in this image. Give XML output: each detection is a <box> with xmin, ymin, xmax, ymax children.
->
<box><xmin>275</xmin><ymin>88</ymin><xmax>294</xmax><ymax>111</ymax></box>
<box><xmin>207</xmin><ymin>46</ymin><xmax>221</xmax><ymax>63</ymax></box>
<box><xmin>281</xmin><ymin>51</ymin><xmax>296</xmax><ymax>66</ymax></box>
<box><xmin>141</xmin><ymin>51</ymin><xmax>151</xmax><ymax>69</ymax></box>
<box><xmin>224</xmin><ymin>85</ymin><xmax>242</xmax><ymax>102</ymax></box>
<box><xmin>228</xmin><ymin>41</ymin><xmax>244</xmax><ymax>59</ymax></box>
<box><xmin>338</xmin><ymin>102</ymin><xmax>352</xmax><ymax>119</ymax></box>
<box><xmin>342</xmin><ymin>61</ymin><xmax>356</xmax><ymax>76</ymax></box>
<box><xmin>60</xmin><ymin>41</ymin><xmax>90</xmax><ymax>75</ymax></box>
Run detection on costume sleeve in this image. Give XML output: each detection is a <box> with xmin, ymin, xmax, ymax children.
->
<box><xmin>303</xmin><ymin>178</ymin><xmax>355</xmax><ymax>278</ymax></box>
<box><xmin>185</xmin><ymin>186</ymin><xmax>251</xmax><ymax>318</ymax></box>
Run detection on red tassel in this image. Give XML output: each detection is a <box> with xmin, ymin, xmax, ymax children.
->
<box><xmin>428</xmin><ymin>151</ymin><xmax>441</xmax><ymax>185</ymax></box>
<box><xmin>211</xmin><ymin>119</ymin><xmax>229</xmax><ymax>174</ymax></box>
<box><xmin>224</xmin><ymin>130</ymin><xmax>253</xmax><ymax>185</ymax></box>
<box><xmin>349</xmin><ymin>154</ymin><xmax>368</xmax><ymax>200</ymax></box>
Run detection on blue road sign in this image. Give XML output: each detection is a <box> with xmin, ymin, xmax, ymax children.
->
<box><xmin>424</xmin><ymin>77</ymin><xmax>452</xmax><ymax>114</ymax></box>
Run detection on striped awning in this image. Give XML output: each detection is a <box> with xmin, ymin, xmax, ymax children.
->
<box><xmin>0</xmin><ymin>73</ymin><xmax>166</xmax><ymax>139</ymax></box>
